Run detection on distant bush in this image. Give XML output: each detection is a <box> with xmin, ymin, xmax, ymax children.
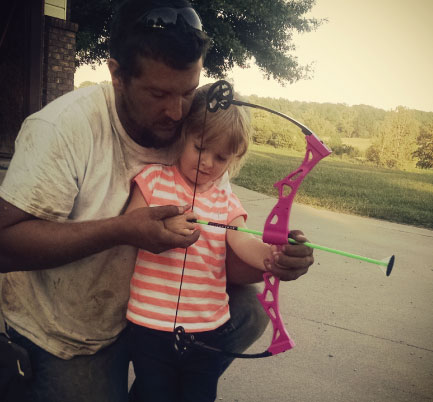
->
<box><xmin>331</xmin><ymin>143</ymin><xmax>361</xmax><ymax>158</ymax></box>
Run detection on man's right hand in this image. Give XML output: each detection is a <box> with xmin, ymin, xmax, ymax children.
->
<box><xmin>0</xmin><ymin>198</ymin><xmax>200</xmax><ymax>272</ymax></box>
<box><xmin>119</xmin><ymin>205</ymin><xmax>200</xmax><ymax>254</ymax></box>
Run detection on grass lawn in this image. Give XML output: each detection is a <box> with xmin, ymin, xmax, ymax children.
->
<box><xmin>233</xmin><ymin>144</ymin><xmax>433</xmax><ymax>230</ymax></box>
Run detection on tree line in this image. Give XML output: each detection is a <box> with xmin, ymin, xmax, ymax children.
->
<box><xmin>245</xmin><ymin>95</ymin><xmax>433</xmax><ymax>170</ymax></box>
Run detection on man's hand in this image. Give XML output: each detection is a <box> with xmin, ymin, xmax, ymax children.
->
<box><xmin>0</xmin><ymin>199</ymin><xmax>200</xmax><ymax>272</ymax></box>
<box><xmin>263</xmin><ymin>230</ymin><xmax>314</xmax><ymax>281</ymax></box>
<box><xmin>120</xmin><ymin>205</ymin><xmax>200</xmax><ymax>254</ymax></box>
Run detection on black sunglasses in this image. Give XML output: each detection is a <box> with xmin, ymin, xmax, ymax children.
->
<box><xmin>137</xmin><ymin>7</ymin><xmax>203</xmax><ymax>31</ymax></box>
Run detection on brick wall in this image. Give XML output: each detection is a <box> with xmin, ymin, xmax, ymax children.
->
<box><xmin>42</xmin><ymin>16</ymin><xmax>78</xmax><ymax>106</ymax></box>
<box><xmin>0</xmin><ymin>5</ymin><xmax>30</xmax><ymax>156</ymax></box>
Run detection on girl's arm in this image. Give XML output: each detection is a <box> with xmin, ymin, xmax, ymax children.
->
<box><xmin>226</xmin><ymin>215</ymin><xmax>272</xmax><ymax>272</ymax></box>
<box><xmin>226</xmin><ymin>216</ymin><xmax>314</xmax><ymax>284</ymax></box>
<box><xmin>125</xmin><ymin>183</ymin><xmax>149</xmax><ymax>212</ymax></box>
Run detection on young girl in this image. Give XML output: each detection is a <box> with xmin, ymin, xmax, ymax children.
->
<box><xmin>126</xmin><ymin>84</ymin><xmax>274</xmax><ymax>402</ymax></box>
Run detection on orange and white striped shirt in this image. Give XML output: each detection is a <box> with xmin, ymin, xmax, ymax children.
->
<box><xmin>126</xmin><ymin>164</ymin><xmax>247</xmax><ymax>333</ymax></box>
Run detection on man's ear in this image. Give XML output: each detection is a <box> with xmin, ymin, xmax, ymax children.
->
<box><xmin>108</xmin><ymin>58</ymin><xmax>123</xmax><ymax>90</ymax></box>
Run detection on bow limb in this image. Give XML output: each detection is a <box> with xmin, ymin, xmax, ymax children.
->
<box><xmin>256</xmin><ymin>272</ymin><xmax>295</xmax><ymax>354</ymax></box>
<box><xmin>263</xmin><ymin>133</ymin><xmax>332</xmax><ymax>245</ymax></box>
<box><xmin>258</xmin><ymin>132</ymin><xmax>332</xmax><ymax>356</ymax></box>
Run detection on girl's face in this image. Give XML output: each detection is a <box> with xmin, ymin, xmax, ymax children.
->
<box><xmin>177</xmin><ymin>133</ymin><xmax>233</xmax><ymax>192</ymax></box>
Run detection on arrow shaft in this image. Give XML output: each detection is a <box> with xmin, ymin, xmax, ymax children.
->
<box><xmin>193</xmin><ymin>219</ymin><xmax>393</xmax><ymax>272</ymax></box>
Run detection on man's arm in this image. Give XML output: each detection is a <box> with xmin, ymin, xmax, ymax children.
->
<box><xmin>225</xmin><ymin>243</ymin><xmax>265</xmax><ymax>284</ymax></box>
<box><xmin>0</xmin><ymin>198</ymin><xmax>200</xmax><ymax>273</ymax></box>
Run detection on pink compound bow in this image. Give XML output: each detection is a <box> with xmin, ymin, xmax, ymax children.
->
<box><xmin>174</xmin><ymin>80</ymin><xmax>332</xmax><ymax>358</ymax></box>
<box><xmin>259</xmin><ymin>126</ymin><xmax>332</xmax><ymax>356</ymax></box>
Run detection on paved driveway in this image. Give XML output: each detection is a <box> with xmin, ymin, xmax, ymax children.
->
<box><xmin>216</xmin><ymin>184</ymin><xmax>433</xmax><ymax>402</ymax></box>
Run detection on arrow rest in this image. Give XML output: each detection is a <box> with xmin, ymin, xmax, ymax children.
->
<box><xmin>206</xmin><ymin>80</ymin><xmax>234</xmax><ymax>112</ymax></box>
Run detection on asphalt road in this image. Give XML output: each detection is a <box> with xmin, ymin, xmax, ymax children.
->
<box><xmin>216</xmin><ymin>184</ymin><xmax>433</xmax><ymax>402</ymax></box>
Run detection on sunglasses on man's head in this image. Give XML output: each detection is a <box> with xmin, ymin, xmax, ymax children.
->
<box><xmin>137</xmin><ymin>7</ymin><xmax>203</xmax><ymax>31</ymax></box>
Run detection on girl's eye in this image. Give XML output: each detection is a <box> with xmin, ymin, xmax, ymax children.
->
<box><xmin>217</xmin><ymin>155</ymin><xmax>228</xmax><ymax>162</ymax></box>
<box><xmin>194</xmin><ymin>144</ymin><xmax>204</xmax><ymax>152</ymax></box>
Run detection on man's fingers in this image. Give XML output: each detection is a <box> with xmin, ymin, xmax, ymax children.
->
<box><xmin>178</xmin><ymin>204</ymin><xmax>193</xmax><ymax>214</ymax></box>
<box><xmin>268</xmin><ymin>264</ymin><xmax>310</xmax><ymax>281</ymax></box>
<box><xmin>160</xmin><ymin>229</ymin><xmax>200</xmax><ymax>252</ymax></box>
<box><xmin>151</xmin><ymin>204</ymin><xmax>190</xmax><ymax>220</ymax></box>
<box><xmin>273</xmin><ymin>248</ymin><xmax>314</xmax><ymax>268</ymax></box>
<box><xmin>183</xmin><ymin>211</ymin><xmax>197</xmax><ymax>221</ymax></box>
<box><xmin>289</xmin><ymin>229</ymin><xmax>308</xmax><ymax>243</ymax></box>
<box><xmin>264</xmin><ymin>230</ymin><xmax>314</xmax><ymax>281</ymax></box>
<box><xmin>271</xmin><ymin>243</ymin><xmax>313</xmax><ymax>262</ymax></box>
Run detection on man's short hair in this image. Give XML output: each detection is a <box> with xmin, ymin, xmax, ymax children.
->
<box><xmin>110</xmin><ymin>0</ymin><xmax>210</xmax><ymax>80</ymax></box>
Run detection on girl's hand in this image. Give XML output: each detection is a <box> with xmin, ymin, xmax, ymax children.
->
<box><xmin>164</xmin><ymin>211</ymin><xmax>198</xmax><ymax>236</ymax></box>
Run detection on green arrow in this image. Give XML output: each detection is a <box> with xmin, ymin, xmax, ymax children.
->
<box><xmin>192</xmin><ymin>219</ymin><xmax>395</xmax><ymax>276</ymax></box>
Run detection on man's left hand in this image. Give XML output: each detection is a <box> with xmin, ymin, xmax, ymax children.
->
<box><xmin>264</xmin><ymin>230</ymin><xmax>314</xmax><ymax>281</ymax></box>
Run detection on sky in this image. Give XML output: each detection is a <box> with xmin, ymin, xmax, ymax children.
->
<box><xmin>74</xmin><ymin>0</ymin><xmax>433</xmax><ymax>113</ymax></box>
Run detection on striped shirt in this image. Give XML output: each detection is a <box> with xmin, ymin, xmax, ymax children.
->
<box><xmin>126</xmin><ymin>164</ymin><xmax>247</xmax><ymax>332</ymax></box>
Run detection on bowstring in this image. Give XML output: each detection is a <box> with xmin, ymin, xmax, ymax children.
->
<box><xmin>173</xmin><ymin>106</ymin><xmax>209</xmax><ymax>332</ymax></box>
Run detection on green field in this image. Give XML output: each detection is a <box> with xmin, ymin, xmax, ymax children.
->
<box><xmin>233</xmin><ymin>144</ymin><xmax>433</xmax><ymax>230</ymax></box>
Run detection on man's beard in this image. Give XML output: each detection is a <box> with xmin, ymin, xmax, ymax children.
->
<box><xmin>118</xmin><ymin>92</ymin><xmax>182</xmax><ymax>149</ymax></box>
<box><xmin>134</xmin><ymin>125</ymin><xmax>182</xmax><ymax>149</ymax></box>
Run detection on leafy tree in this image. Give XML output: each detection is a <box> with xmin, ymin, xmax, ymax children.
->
<box><xmin>351</xmin><ymin>105</ymin><xmax>386</xmax><ymax>138</ymax></box>
<box><xmin>250</xmin><ymin>109</ymin><xmax>272</xmax><ymax>144</ymax></box>
<box><xmin>366</xmin><ymin>107</ymin><xmax>418</xmax><ymax>169</ymax></box>
<box><xmin>248</xmin><ymin>96</ymin><xmax>310</xmax><ymax>151</ymax></box>
<box><xmin>300</xmin><ymin>109</ymin><xmax>338</xmax><ymax>140</ymax></box>
<box><xmin>336</xmin><ymin>106</ymin><xmax>356</xmax><ymax>138</ymax></box>
<box><xmin>413</xmin><ymin>123</ymin><xmax>433</xmax><ymax>169</ymax></box>
<box><xmin>71</xmin><ymin>0</ymin><xmax>323</xmax><ymax>84</ymax></box>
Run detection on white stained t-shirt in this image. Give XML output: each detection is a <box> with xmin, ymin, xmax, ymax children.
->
<box><xmin>0</xmin><ymin>84</ymin><xmax>182</xmax><ymax>359</ymax></box>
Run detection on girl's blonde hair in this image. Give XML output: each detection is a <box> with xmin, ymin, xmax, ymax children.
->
<box><xmin>180</xmin><ymin>83</ymin><xmax>251</xmax><ymax>177</ymax></box>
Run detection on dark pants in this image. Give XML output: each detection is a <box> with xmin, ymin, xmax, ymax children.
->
<box><xmin>2</xmin><ymin>284</ymin><xmax>269</xmax><ymax>402</ymax></box>
<box><xmin>128</xmin><ymin>323</ymin><xmax>232</xmax><ymax>402</ymax></box>
<box><xmin>3</xmin><ymin>324</ymin><xmax>130</xmax><ymax>402</ymax></box>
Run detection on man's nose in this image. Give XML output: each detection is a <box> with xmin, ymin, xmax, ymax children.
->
<box><xmin>164</xmin><ymin>96</ymin><xmax>183</xmax><ymax>122</ymax></box>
